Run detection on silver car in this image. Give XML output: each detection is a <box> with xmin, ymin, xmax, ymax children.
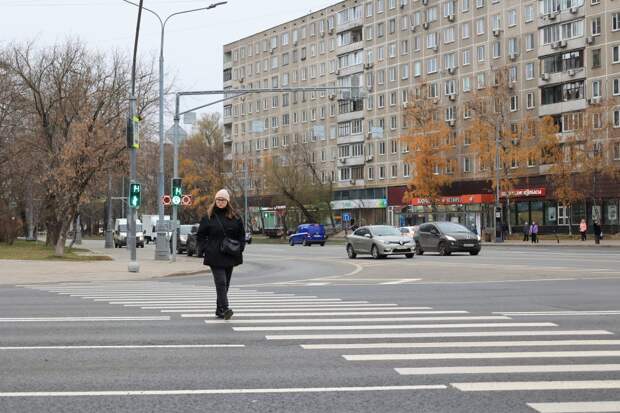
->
<box><xmin>346</xmin><ymin>225</ymin><xmax>415</xmax><ymax>259</ymax></box>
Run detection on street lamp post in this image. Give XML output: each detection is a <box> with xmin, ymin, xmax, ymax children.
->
<box><xmin>122</xmin><ymin>1</ymin><xmax>227</xmax><ymax>261</ymax></box>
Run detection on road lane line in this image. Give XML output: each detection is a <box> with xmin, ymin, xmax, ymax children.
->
<box><xmin>0</xmin><ymin>344</ymin><xmax>245</xmax><ymax>350</ymax></box>
<box><xmin>266</xmin><ymin>330</ymin><xmax>612</xmax><ymax>340</ymax></box>
<box><xmin>380</xmin><ymin>279</ymin><xmax>422</xmax><ymax>285</ymax></box>
<box><xmin>344</xmin><ymin>350</ymin><xmax>620</xmax><ymax>361</ymax></box>
<box><xmin>202</xmin><ymin>316</ymin><xmax>509</xmax><ymax>323</ymax></box>
<box><xmin>527</xmin><ymin>401</ymin><xmax>620</xmax><ymax>413</ymax></box>
<box><xmin>141</xmin><ymin>302</ymin><xmax>377</xmax><ymax>309</ymax></box>
<box><xmin>301</xmin><ymin>339</ymin><xmax>620</xmax><ymax>350</ymax></box>
<box><xmin>396</xmin><ymin>364</ymin><xmax>620</xmax><ymax>375</ymax></box>
<box><xmin>233</xmin><ymin>322</ymin><xmax>556</xmax><ymax>332</ymax></box>
<box><xmin>451</xmin><ymin>380</ymin><xmax>620</xmax><ymax>392</ymax></box>
<box><xmin>0</xmin><ymin>384</ymin><xmax>447</xmax><ymax>397</ymax></box>
<box><xmin>0</xmin><ymin>316</ymin><xmax>170</xmax><ymax>322</ymax></box>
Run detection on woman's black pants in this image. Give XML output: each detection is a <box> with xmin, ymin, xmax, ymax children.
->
<box><xmin>210</xmin><ymin>266</ymin><xmax>233</xmax><ymax>310</ymax></box>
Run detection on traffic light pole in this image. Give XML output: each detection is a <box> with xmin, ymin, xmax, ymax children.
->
<box><xmin>171</xmin><ymin>94</ymin><xmax>181</xmax><ymax>262</ymax></box>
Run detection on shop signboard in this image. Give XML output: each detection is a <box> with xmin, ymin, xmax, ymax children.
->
<box><xmin>500</xmin><ymin>188</ymin><xmax>546</xmax><ymax>198</ymax></box>
<box><xmin>330</xmin><ymin>199</ymin><xmax>388</xmax><ymax>210</ymax></box>
<box><xmin>409</xmin><ymin>194</ymin><xmax>495</xmax><ymax>206</ymax></box>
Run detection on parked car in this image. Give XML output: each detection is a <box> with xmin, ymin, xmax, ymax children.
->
<box><xmin>346</xmin><ymin>225</ymin><xmax>414</xmax><ymax>259</ymax></box>
<box><xmin>175</xmin><ymin>224</ymin><xmax>195</xmax><ymax>254</ymax></box>
<box><xmin>399</xmin><ymin>225</ymin><xmax>419</xmax><ymax>239</ymax></box>
<box><xmin>288</xmin><ymin>223</ymin><xmax>327</xmax><ymax>246</ymax></box>
<box><xmin>113</xmin><ymin>218</ymin><xmax>145</xmax><ymax>248</ymax></box>
<box><xmin>186</xmin><ymin>224</ymin><xmax>204</xmax><ymax>257</ymax></box>
<box><xmin>414</xmin><ymin>221</ymin><xmax>481</xmax><ymax>256</ymax></box>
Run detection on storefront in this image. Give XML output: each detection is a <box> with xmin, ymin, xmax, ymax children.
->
<box><xmin>330</xmin><ymin>198</ymin><xmax>388</xmax><ymax>226</ymax></box>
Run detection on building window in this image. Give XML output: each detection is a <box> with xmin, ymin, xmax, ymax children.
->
<box><xmin>526</xmin><ymin>33</ymin><xmax>534</xmax><ymax>50</ymax></box>
<box><xmin>592</xmin><ymin>80</ymin><xmax>602</xmax><ymax>98</ymax></box>
<box><xmin>613</xmin><ymin>12</ymin><xmax>620</xmax><ymax>32</ymax></box>
<box><xmin>613</xmin><ymin>46</ymin><xmax>620</xmax><ymax>64</ymax></box>
<box><xmin>527</xmin><ymin>92</ymin><xmax>535</xmax><ymax>109</ymax></box>
<box><xmin>524</xmin><ymin>5</ymin><xmax>534</xmax><ymax>22</ymax></box>
<box><xmin>391</xmin><ymin>164</ymin><xmax>398</xmax><ymax>178</ymax></box>
<box><xmin>379</xmin><ymin>166</ymin><xmax>385</xmax><ymax>179</ymax></box>
<box><xmin>592</xmin><ymin>49</ymin><xmax>601</xmax><ymax>68</ymax></box>
<box><xmin>614</xmin><ymin>78</ymin><xmax>620</xmax><ymax>96</ymax></box>
<box><xmin>463</xmin><ymin>157</ymin><xmax>472</xmax><ymax>173</ymax></box>
<box><xmin>507</xmin><ymin>9</ymin><xmax>517</xmax><ymax>27</ymax></box>
<box><xmin>592</xmin><ymin>17</ymin><xmax>601</xmax><ymax>36</ymax></box>
<box><xmin>526</xmin><ymin>62</ymin><xmax>534</xmax><ymax>80</ymax></box>
<box><xmin>614</xmin><ymin>109</ymin><xmax>620</xmax><ymax>128</ymax></box>
<box><xmin>510</xmin><ymin>95</ymin><xmax>518</xmax><ymax>111</ymax></box>
<box><xmin>368</xmin><ymin>166</ymin><xmax>374</xmax><ymax>180</ymax></box>
<box><xmin>614</xmin><ymin>142</ymin><xmax>620</xmax><ymax>160</ymax></box>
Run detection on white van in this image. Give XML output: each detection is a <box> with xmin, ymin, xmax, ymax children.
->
<box><xmin>141</xmin><ymin>214</ymin><xmax>170</xmax><ymax>244</ymax></box>
<box><xmin>113</xmin><ymin>218</ymin><xmax>145</xmax><ymax>248</ymax></box>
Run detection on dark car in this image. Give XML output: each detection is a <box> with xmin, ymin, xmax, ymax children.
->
<box><xmin>288</xmin><ymin>224</ymin><xmax>327</xmax><ymax>246</ymax></box>
<box><xmin>414</xmin><ymin>221</ymin><xmax>481</xmax><ymax>256</ymax></box>
<box><xmin>186</xmin><ymin>224</ymin><xmax>205</xmax><ymax>257</ymax></box>
<box><xmin>175</xmin><ymin>224</ymin><xmax>195</xmax><ymax>254</ymax></box>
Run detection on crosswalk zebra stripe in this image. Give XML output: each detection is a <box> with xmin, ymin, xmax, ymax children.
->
<box><xmin>301</xmin><ymin>339</ymin><xmax>620</xmax><ymax>350</ymax></box>
<box><xmin>527</xmin><ymin>401</ymin><xmax>620</xmax><ymax>413</ymax></box>
<box><xmin>344</xmin><ymin>350</ymin><xmax>620</xmax><ymax>361</ymax></box>
<box><xmin>233</xmin><ymin>322</ymin><xmax>557</xmax><ymax>332</ymax></box>
<box><xmin>201</xmin><ymin>316</ymin><xmax>510</xmax><ymax>323</ymax></box>
<box><xmin>160</xmin><ymin>307</ymin><xmax>439</xmax><ymax>313</ymax></box>
<box><xmin>451</xmin><ymin>380</ymin><xmax>620</xmax><ymax>392</ymax></box>
<box><xmin>266</xmin><ymin>330</ymin><xmax>613</xmax><ymax>340</ymax></box>
<box><xmin>116</xmin><ymin>298</ymin><xmax>346</xmax><ymax>305</ymax></box>
<box><xmin>396</xmin><ymin>364</ymin><xmax>620</xmax><ymax>375</ymax></box>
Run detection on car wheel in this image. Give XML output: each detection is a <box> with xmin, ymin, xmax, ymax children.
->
<box><xmin>303</xmin><ymin>239</ymin><xmax>310</xmax><ymax>247</ymax></box>
<box><xmin>371</xmin><ymin>245</ymin><xmax>383</xmax><ymax>259</ymax></box>
<box><xmin>346</xmin><ymin>244</ymin><xmax>357</xmax><ymax>259</ymax></box>
<box><xmin>289</xmin><ymin>238</ymin><xmax>295</xmax><ymax>246</ymax></box>
<box><xmin>415</xmin><ymin>241</ymin><xmax>424</xmax><ymax>255</ymax></box>
<box><xmin>247</xmin><ymin>239</ymin><xmax>252</xmax><ymax>244</ymax></box>
<box><xmin>320</xmin><ymin>242</ymin><xmax>325</xmax><ymax>246</ymax></box>
<box><xmin>470</xmin><ymin>250</ymin><xmax>480</xmax><ymax>256</ymax></box>
<box><xmin>439</xmin><ymin>242</ymin><xmax>451</xmax><ymax>256</ymax></box>
<box><xmin>405</xmin><ymin>253</ymin><xmax>414</xmax><ymax>258</ymax></box>
<box><xmin>187</xmin><ymin>248</ymin><xmax>193</xmax><ymax>257</ymax></box>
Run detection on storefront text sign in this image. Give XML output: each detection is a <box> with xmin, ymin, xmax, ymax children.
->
<box><xmin>330</xmin><ymin>199</ymin><xmax>388</xmax><ymax>210</ymax></box>
<box><xmin>500</xmin><ymin>188</ymin><xmax>546</xmax><ymax>198</ymax></box>
<box><xmin>409</xmin><ymin>194</ymin><xmax>495</xmax><ymax>206</ymax></box>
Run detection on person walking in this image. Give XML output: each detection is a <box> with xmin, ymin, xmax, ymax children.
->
<box><xmin>197</xmin><ymin>189</ymin><xmax>245</xmax><ymax>320</ymax></box>
<box><xmin>593</xmin><ymin>220</ymin><xmax>602</xmax><ymax>245</ymax></box>
<box><xmin>579</xmin><ymin>218</ymin><xmax>587</xmax><ymax>241</ymax></box>
<box><xmin>522</xmin><ymin>221</ymin><xmax>530</xmax><ymax>242</ymax></box>
<box><xmin>530</xmin><ymin>221</ymin><xmax>539</xmax><ymax>244</ymax></box>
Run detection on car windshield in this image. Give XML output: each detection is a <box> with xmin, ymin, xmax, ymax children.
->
<box><xmin>371</xmin><ymin>226</ymin><xmax>401</xmax><ymax>236</ymax></box>
<box><xmin>119</xmin><ymin>225</ymin><xmax>127</xmax><ymax>232</ymax></box>
<box><xmin>436</xmin><ymin>222</ymin><xmax>471</xmax><ymax>233</ymax></box>
<box><xmin>179</xmin><ymin>225</ymin><xmax>193</xmax><ymax>235</ymax></box>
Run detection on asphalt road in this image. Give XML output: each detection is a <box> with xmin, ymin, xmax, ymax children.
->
<box><xmin>1</xmin><ymin>243</ymin><xmax>620</xmax><ymax>412</ymax></box>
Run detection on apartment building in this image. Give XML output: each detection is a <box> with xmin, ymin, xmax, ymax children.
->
<box><xmin>223</xmin><ymin>0</ymin><xmax>620</xmax><ymax>232</ymax></box>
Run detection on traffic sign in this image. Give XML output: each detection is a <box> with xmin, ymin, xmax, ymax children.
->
<box><xmin>342</xmin><ymin>212</ymin><xmax>351</xmax><ymax>222</ymax></box>
<box><xmin>162</xmin><ymin>195</ymin><xmax>172</xmax><ymax>206</ymax></box>
<box><xmin>181</xmin><ymin>195</ymin><xmax>192</xmax><ymax>206</ymax></box>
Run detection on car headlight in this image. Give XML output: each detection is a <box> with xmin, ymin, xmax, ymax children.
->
<box><xmin>477</xmin><ymin>235</ymin><xmax>481</xmax><ymax>241</ymax></box>
<box><xmin>446</xmin><ymin>235</ymin><xmax>456</xmax><ymax>242</ymax></box>
<box><xmin>180</xmin><ymin>235</ymin><xmax>187</xmax><ymax>242</ymax></box>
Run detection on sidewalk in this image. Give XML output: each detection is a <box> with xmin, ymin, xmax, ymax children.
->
<box><xmin>0</xmin><ymin>240</ymin><xmax>208</xmax><ymax>285</ymax></box>
<box><xmin>482</xmin><ymin>239</ymin><xmax>620</xmax><ymax>248</ymax></box>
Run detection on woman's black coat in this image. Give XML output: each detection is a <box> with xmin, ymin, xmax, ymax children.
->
<box><xmin>196</xmin><ymin>208</ymin><xmax>245</xmax><ymax>268</ymax></box>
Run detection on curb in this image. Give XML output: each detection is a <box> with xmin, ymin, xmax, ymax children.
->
<box><xmin>481</xmin><ymin>242</ymin><xmax>620</xmax><ymax>249</ymax></box>
<box><xmin>160</xmin><ymin>269</ymin><xmax>211</xmax><ymax>278</ymax></box>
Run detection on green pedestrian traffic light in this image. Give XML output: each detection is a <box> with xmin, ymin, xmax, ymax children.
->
<box><xmin>172</xmin><ymin>178</ymin><xmax>182</xmax><ymax>206</ymax></box>
<box><xmin>129</xmin><ymin>182</ymin><xmax>141</xmax><ymax>209</ymax></box>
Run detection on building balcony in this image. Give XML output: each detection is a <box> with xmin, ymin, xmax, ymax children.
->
<box><xmin>336</xmin><ymin>18</ymin><xmax>363</xmax><ymax>34</ymax></box>
<box><xmin>538</xmin><ymin>66</ymin><xmax>586</xmax><ymax>87</ymax></box>
<box><xmin>337</xmin><ymin>63</ymin><xmax>364</xmax><ymax>77</ymax></box>
<box><xmin>336</xmin><ymin>133</ymin><xmax>366</xmax><ymax>145</ymax></box>
<box><xmin>538</xmin><ymin>98</ymin><xmax>587</xmax><ymax>117</ymax></box>
<box><xmin>224</xmin><ymin>152</ymin><xmax>233</xmax><ymax>161</ymax></box>
<box><xmin>538</xmin><ymin>36</ymin><xmax>586</xmax><ymax>57</ymax></box>
<box><xmin>223</xmin><ymin>134</ymin><xmax>232</xmax><ymax>143</ymax></box>
<box><xmin>337</xmin><ymin>41</ymin><xmax>363</xmax><ymax>56</ymax></box>
<box><xmin>336</xmin><ymin>179</ymin><xmax>365</xmax><ymax>188</ymax></box>
<box><xmin>538</xmin><ymin>5</ymin><xmax>584</xmax><ymax>28</ymax></box>
<box><xmin>337</xmin><ymin>110</ymin><xmax>364</xmax><ymax>124</ymax></box>
<box><xmin>337</xmin><ymin>156</ymin><xmax>365</xmax><ymax>167</ymax></box>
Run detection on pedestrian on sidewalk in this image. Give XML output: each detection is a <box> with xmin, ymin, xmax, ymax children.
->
<box><xmin>522</xmin><ymin>221</ymin><xmax>529</xmax><ymax>242</ymax></box>
<box><xmin>197</xmin><ymin>189</ymin><xmax>245</xmax><ymax>320</ymax></box>
<box><xmin>530</xmin><ymin>221</ymin><xmax>539</xmax><ymax>244</ymax></box>
<box><xmin>579</xmin><ymin>218</ymin><xmax>587</xmax><ymax>241</ymax></box>
<box><xmin>593</xmin><ymin>220</ymin><xmax>602</xmax><ymax>245</ymax></box>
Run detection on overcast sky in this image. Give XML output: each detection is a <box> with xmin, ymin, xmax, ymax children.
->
<box><xmin>0</xmin><ymin>0</ymin><xmax>335</xmax><ymax>130</ymax></box>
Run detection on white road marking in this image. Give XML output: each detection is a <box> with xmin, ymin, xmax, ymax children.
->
<box><xmin>0</xmin><ymin>344</ymin><xmax>245</xmax><ymax>350</ymax></box>
<box><xmin>527</xmin><ymin>401</ymin><xmax>620</xmax><ymax>413</ymax></box>
<box><xmin>202</xmin><ymin>316</ymin><xmax>509</xmax><ymax>323</ymax></box>
<box><xmin>451</xmin><ymin>380</ymin><xmax>620</xmax><ymax>392</ymax></box>
<box><xmin>344</xmin><ymin>350</ymin><xmax>620</xmax><ymax>361</ymax></box>
<box><xmin>266</xmin><ymin>330</ymin><xmax>612</xmax><ymax>340</ymax></box>
<box><xmin>116</xmin><ymin>298</ymin><xmax>345</xmax><ymax>305</ymax></box>
<box><xmin>233</xmin><ymin>322</ymin><xmax>556</xmax><ymax>332</ymax></box>
<box><xmin>380</xmin><ymin>279</ymin><xmax>422</xmax><ymax>285</ymax></box>
<box><xmin>301</xmin><ymin>339</ymin><xmax>620</xmax><ymax>350</ymax></box>
<box><xmin>303</xmin><ymin>283</ymin><xmax>330</xmax><ymax>286</ymax></box>
<box><xmin>396</xmin><ymin>364</ymin><xmax>620</xmax><ymax>375</ymax></box>
<box><xmin>495</xmin><ymin>310</ymin><xmax>620</xmax><ymax>316</ymax></box>
<box><xmin>0</xmin><ymin>384</ymin><xmax>447</xmax><ymax>397</ymax></box>
<box><xmin>0</xmin><ymin>316</ymin><xmax>170</xmax><ymax>322</ymax></box>
<box><xmin>141</xmin><ymin>302</ymin><xmax>378</xmax><ymax>309</ymax></box>
<box><xmin>161</xmin><ymin>308</ymin><xmax>439</xmax><ymax>314</ymax></box>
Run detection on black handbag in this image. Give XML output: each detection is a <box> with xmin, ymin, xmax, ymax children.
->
<box><xmin>214</xmin><ymin>214</ymin><xmax>241</xmax><ymax>256</ymax></box>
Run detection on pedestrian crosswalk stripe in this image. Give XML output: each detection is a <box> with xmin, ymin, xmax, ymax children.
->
<box><xmin>0</xmin><ymin>344</ymin><xmax>245</xmax><ymax>350</ymax></box>
<box><xmin>495</xmin><ymin>310</ymin><xmax>620</xmax><ymax>316</ymax></box>
<box><xmin>233</xmin><ymin>322</ymin><xmax>556</xmax><ymax>332</ymax></box>
<box><xmin>301</xmin><ymin>339</ymin><xmax>620</xmax><ymax>350</ymax></box>
<box><xmin>527</xmin><ymin>401</ymin><xmax>620</xmax><ymax>413</ymax></box>
<box><xmin>396</xmin><ymin>364</ymin><xmax>620</xmax><ymax>375</ymax></box>
<box><xmin>116</xmin><ymin>298</ymin><xmax>346</xmax><ymax>305</ymax></box>
<box><xmin>266</xmin><ymin>330</ymin><xmax>612</xmax><ymax>340</ymax></box>
<box><xmin>451</xmin><ymin>380</ymin><xmax>620</xmax><ymax>392</ymax></box>
<box><xmin>202</xmin><ymin>316</ymin><xmax>509</xmax><ymax>323</ymax></box>
<box><xmin>0</xmin><ymin>384</ymin><xmax>447</xmax><ymax>398</ymax></box>
<box><xmin>161</xmin><ymin>308</ymin><xmax>440</xmax><ymax>314</ymax></box>
<box><xmin>344</xmin><ymin>350</ymin><xmax>620</xmax><ymax>361</ymax></box>
<box><xmin>142</xmin><ymin>302</ymin><xmax>378</xmax><ymax>310</ymax></box>
<box><xmin>0</xmin><ymin>316</ymin><xmax>170</xmax><ymax>322</ymax></box>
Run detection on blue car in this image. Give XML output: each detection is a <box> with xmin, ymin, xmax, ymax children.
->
<box><xmin>288</xmin><ymin>224</ymin><xmax>327</xmax><ymax>246</ymax></box>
